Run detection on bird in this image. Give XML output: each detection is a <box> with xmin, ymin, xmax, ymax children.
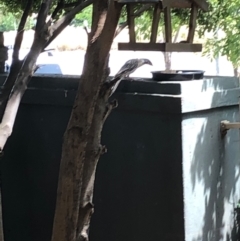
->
<box><xmin>110</xmin><ymin>58</ymin><xmax>152</xmax><ymax>96</ymax></box>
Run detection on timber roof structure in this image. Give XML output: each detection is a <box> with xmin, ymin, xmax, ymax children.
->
<box><xmin>115</xmin><ymin>0</ymin><xmax>209</xmax><ymax>52</ymax></box>
<box><xmin>115</xmin><ymin>0</ymin><xmax>209</xmax><ymax>11</ymax></box>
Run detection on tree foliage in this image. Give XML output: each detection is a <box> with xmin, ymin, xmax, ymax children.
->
<box><xmin>197</xmin><ymin>0</ymin><xmax>240</xmax><ymax>68</ymax></box>
<box><xmin>0</xmin><ymin>0</ymin><xmax>93</xmax><ymax>30</ymax></box>
<box><xmin>0</xmin><ymin>4</ymin><xmax>34</xmax><ymax>31</ymax></box>
<box><xmin>71</xmin><ymin>5</ymin><xmax>92</xmax><ymax>26</ymax></box>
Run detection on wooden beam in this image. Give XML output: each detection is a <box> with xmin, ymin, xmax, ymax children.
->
<box><xmin>115</xmin><ymin>0</ymin><xmax>208</xmax><ymax>10</ymax></box>
<box><xmin>126</xmin><ymin>4</ymin><xmax>136</xmax><ymax>43</ymax></box>
<box><xmin>118</xmin><ymin>42</ymin><xmax>203</xmax><ymax>52</ymax></box>
<box><xmin>187</xmin><ymin>4</ymin><xmax>198</xmax><ymax>43</ymax></box>
<box><xmin>166</xmin><ymin>0</ymin><xmax>191</xmax><ymax>8</ymax></box>
<box><xmin>191</xmin><ymin>0</ymin><xmax>209</xmax><ymax>11</ymax></box>
<box><xmin>0</xmin><ymin>32</ymin><xmax>4</xmax><ymax>47</ymax></box>
<box><xmin>164</xmin><ymin>7</ymin><xmax>172</xmax><ymax>43</ymax></box>
<box><xmin>150</xmin><ymin>3</ymin><xmax>161</xmax><ymax>43</ymax></box>
<box><xmin>115</xmin><ymin>0</ymin><xmax>159</xmax><ymax>3</ymax></box>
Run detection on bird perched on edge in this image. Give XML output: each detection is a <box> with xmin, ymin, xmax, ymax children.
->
<box><xmin>110</xmin><ymin>58</ymin><xmax>152</xmax><ymax>96</ymax></box>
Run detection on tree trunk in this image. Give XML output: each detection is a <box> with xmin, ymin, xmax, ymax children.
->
<box><xmin>51</xmin><ymin>1</ymin><xmax>122</xmax><ymax>241</ymax></box>
<box><xmin>0</xmin><ymin>0</ymin><xmax>103</xmax><ymax>241</ymax></box>
<box><xmin>0</xmin><ymin>1</ymin><xmax>125</xmax><ymax>240</ymax></box>
<box><xmin>0</xmin><ymin>0</ymin><xmax>33</xmax><ymax>119</ymax></box>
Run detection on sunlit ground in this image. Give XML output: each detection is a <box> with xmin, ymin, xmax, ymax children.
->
<box><xmin>4</xmin><ymin>28</ymin><xmax>235</xmax><ymax>77</ymax></box>
<box><xmin>6</xmin><ymin>49</ymin><xmax>233</xmax><ymax>77</ymax></box>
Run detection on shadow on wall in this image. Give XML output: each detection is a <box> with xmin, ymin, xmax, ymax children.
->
<box><xmin>188</xmin><ymin>77</ymin><xmax>240</xmax><ymax>241</ymax></box>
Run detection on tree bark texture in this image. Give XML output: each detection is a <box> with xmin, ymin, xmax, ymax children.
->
<box><xmin>0</xmin><ymin>0</ymin><xmax>117</xmax><ymax>240</ymax></box>
<box><xmin>0</xmin><ymin>0</ymin><xmax>92</xmax><ymax>151</ymax></box>
<box><xmin>0</xmin><ymin>27</ymin><xmax>51</xmax><ymax>151</ymax></box>
<box><xmin>12</xmin><ymin>0</ymin><xmax>33</xmax><ymax>63</ymax></box>
<box><xmin>1</xmin><ymin>0</ymin><xmax>93</xmax><ymax>118</ymax></box>
<box><xmin>51</xmin><ymin>1</ymin><xmax>122</xmax><ymax>241</ymax></box>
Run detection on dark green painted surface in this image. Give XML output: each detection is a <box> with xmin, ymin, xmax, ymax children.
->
<box><xmin>0</xmin><ymin>75</ymin><xmax>184</xmax><ymax>241</ymax></box>
<box><xmin>0</xmin><ymin>74</ymin><xmax>239</xmax><ymax>241</ymax></box>
<box><xmin>1</xmin><ymin>105</ymin><xmax>68</xmax><ymax>241</ymax></box>
<box><xmin>91</xmin><ymin>111</ymin><xmax>184</xmax><ymax>241</ymax></box>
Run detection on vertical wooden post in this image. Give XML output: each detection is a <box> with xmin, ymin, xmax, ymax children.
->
<box><xmin>150</xmin><ymin>3</ymin><xmax>161</xmax><ymax>43</ymax></box>
<box><xmin>0</xmin><ymin>32</ymin><xmax>4</xmax><ymax>234</ymax></box>
<box><xmin>164</xmin><ymin>7</ymin><xmax>172</xmax><ymax>43</ymax></box>
<box><xmin>0</xmin><ymin>32</ymin><xmax>4</xmax><ymax>47</ymax></box>
<box><xmin>187</xmin><ymin>4</ymin><xmax>198</xmax><ymax>43</ymax></box>
<box><xmin>0</xmin><ymin>32</ymin><xmax>8</xmax><ymax>73</ymax></box>
<box><xmin>127</xmin><ymin>4</ymin><xmax>136</xmax><ymax>43</ymax></box>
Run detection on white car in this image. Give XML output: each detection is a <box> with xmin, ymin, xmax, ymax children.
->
<box><xmin>5</xmin><ymin>47</ymin><xmax>63</xmax><ymax>75</ymax></box>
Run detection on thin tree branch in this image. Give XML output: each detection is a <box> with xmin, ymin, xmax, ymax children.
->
<box><xmin>114</xmin><ymin>4</ymin><xmax>152</xmax><ymax>38</ymax></box>
<box><xmin>50</xmin><ymin>0</ymin><xmax>92</xmax><ymax>32</ymax></box>
<box><xmin>114</xmin><ymin>22</ymin><xmax>127</xmax><ymax>38</ymax></box>
<box><xmin>48</xmin><ymin>0</ymin><xmax>85</xmax><ymax>26</ymax></box>
<box><xmin>45</xmin><ymin>0</ymin><xmax>93</xmax><ymax>48</ymax></box>
<box><xmin>0</xmin><ymin>40</ymin><xmax>45</xmax><ymax>151</ymax></box>
<box><xmin>0</xmin><ymin>60</ymin><xmax>23</xmax><ymax>106</ymax></box>
<box><xmin>12</xmin><ymin>0</ymin><xmax>33</xmax><ymax>62</ymax></box>
<box><xmin>51</xmin><ymin>0</ymin><xmax>65</xmax><ymax>20</ymax></box>
<box><xmin>0</xmin><ymin>0</ymin><xmax>53</xmax><ymax>121</ymax></box>
<box><xmin>0</xmin><ymin>0</ymin><xmax>54</xmax><ymax>151</ymax></box>
<box><xmin>64</xmin><ymin>0</ymin><xmax>84</xmax><ymax>9</ymax></box>
<box><xmin>83</xmin><ymin>26</ymin><xmax>90</xmax><ymax>42</ymax></box>
<box><xmin>2</xmin><ymin>0</ymin><xmax>33</xmax><ymax>121</ymax></box>
<box><xmin>35</xmin><ymin>0</ymin><xmax>54</xmax><ymax>32</ymax></box>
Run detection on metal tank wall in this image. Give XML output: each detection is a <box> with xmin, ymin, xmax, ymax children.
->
<box><xmin>0</xmin><ymin>74</ymin><xmax>239</xmax><ymax>241</ymax></box>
